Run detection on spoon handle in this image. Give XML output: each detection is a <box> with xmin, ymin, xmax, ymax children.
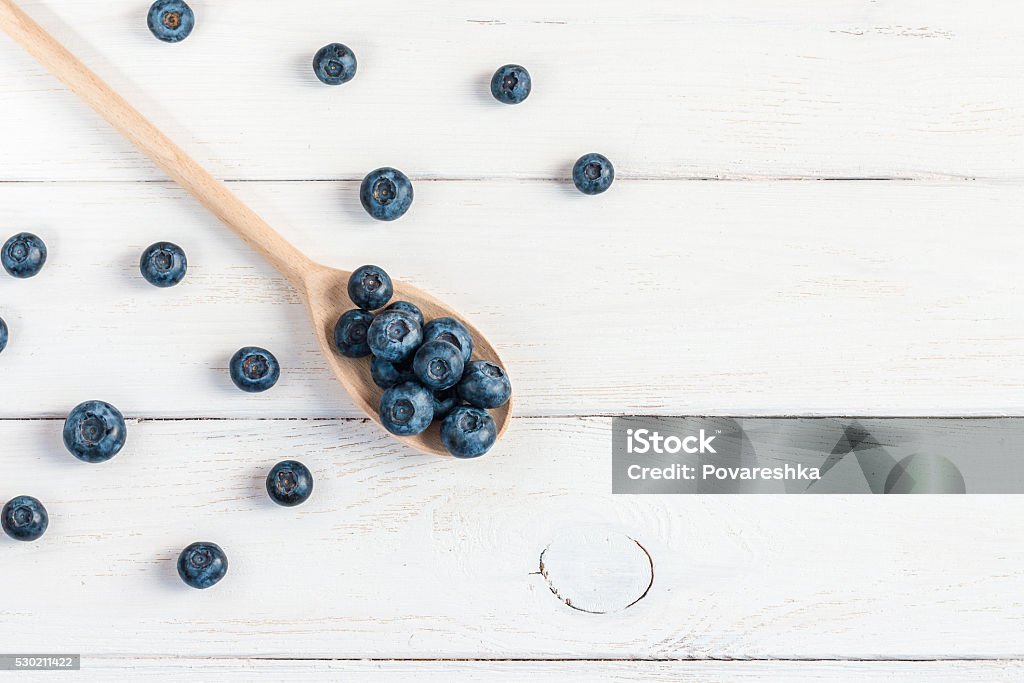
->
<box><xmin>0</xmin><ymin>0</ymin><xmax>314</xmax><ymax>286</ymax></box>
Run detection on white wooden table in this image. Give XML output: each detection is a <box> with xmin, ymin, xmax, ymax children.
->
<box><xmin>2</xmin><ymin>1</ymin><xmax>1023</xmax><ymax>680</ymax></box>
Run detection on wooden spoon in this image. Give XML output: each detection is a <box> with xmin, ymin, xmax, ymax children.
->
<box><xmin>0</xmin><ymin>0</ymin><xmax>511</xmax><ymax>456</ymax></box>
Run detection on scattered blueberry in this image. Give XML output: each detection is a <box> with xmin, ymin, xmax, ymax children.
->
<box><xmin>63</xmin><ymin>400</ymin><xmax>127</xmax><ymax>463</ymax></box>
<box><xmin>413</xmin><ymin>340</ymin><xmax>465</xmax><ymax>391</ymax></box>
<box><xmin>0</xmin><ymin>317</ymin><xmax>7</xmax><ymax>354</ymax></box>
<box><xmin>313</xmin><ymin>43</ymin><xmax>357</xmax><ymax>85</ymax></box>
<box><xmin>490</xmin><ymin>64</ymin><xmax>531</xmax><ymax>105</ymax></box>
<box><xmin>360</xmin><ymin>168</ymin><xmax>414</xmax><ymax>221</ymax></box>
<box><xmin>333</xmin><ymin>309</ymin><xmax>375</xmax><ymax>358</ymax></box>
<box><xmin>348</xmin><ymin>265</ymin><xmax>393</xmax><ymax>310</ymax></box>
<box><xmin>371</xmin><ymin>355</ymin><xmax>414</xmax><ymax>389</ymax></box>
<box><xmin>140</xmin><ymin>241</ymin><xmax>187</xmax><ymax>287</ymax></box>
<box><xmin>441</xmin><ymin>406</ymin><xmax>497</xmax><ymax>458</ymax></box>
<box><xmin>177</xmin><ymin>542</ymin><xmax>228</xmax><ymax>589</ymax></box>
<box><xmin>572</xmin><ymin>153</ymin><xmax>615</xmax><ymax>195</ymax></box>
<box><xmin>2</xmin><ymin>232</ymin><xmax>46</xmax><ymax>278</ymax></box>
<box><xmin>379</xmin><ymin>381</ymin><xmax>434</xmax><ymax>436</ymax></box>
<box><xmin>385</xmin><ymin>301</ymin><xmax>424</xmax><ymax>327</ymax></box>
<box><xmin>266</xmin><ymin>460</ymin><xmax>314</xmax><ymax>507</ymax></box>
<box><xmin>2</xmin><ymin>496</ymin><xmax>48</xmax><ymax>542</ymax></box>
<box><xmin>457</xmin><ymin>360</ymin><xmax>512</xmax><ymax>409</ymax></box>
<box><xmin>147</xmin><ymin>0</ymin><xmax>195</xmax><ymax>43</ymax></box>
<box><xmin>367</xmin><ymin>309</ymin><xmax>422</xmax><ymax>363</ymax></box>
<box><xmin>229</xmin><ymin>347</ymin><xmax>280</xmax><ymax>393</ymax></box>
<box><xmin>431</xmin><ymin>388</ymin><xmax>459</xmax><ymax>421</ymax></box>
<box><xmin>422</xmin><ymin>317</ymin><xmax>473</xmax><ymax>365</ymax></box>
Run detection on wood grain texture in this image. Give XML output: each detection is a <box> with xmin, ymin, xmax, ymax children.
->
<box><xmin>66</xmin><ymin>659</ymin><xmax>1024</xmax><ymax>682</ymax></box>
<box><xmin>2</xmin><ymin>0</ymin><xmax>1023</xmax><ymax>674</ymax></box>
<box><xmin>0</xmin><ymin>179</ymin><xmax>1022</xmax><ymax>418</ymax></box>
<box><xmin>3</xmin><ymin>417</ymin><xmax>1024</xmax><ymax>659</ymax></box>
<box><xmin>0</xmin><ymin>1</ymin><xmax>1020</xmax><ymax>181</ymax></box>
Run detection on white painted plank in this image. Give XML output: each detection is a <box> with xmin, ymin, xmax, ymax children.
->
<box><xmin>3</xmin><ymin>417</ymin><xmax>1024</xmax><ymax>658</ymax></box>
<box><xmin>66</xmin><ymin>658</ymin><xmax>1024</xmax><ymax>682</ymax></box>
<box><xmin>1</xmin><ymin>180</ymin><xmax>1023</xmax><ymax>418</ymax></box>
<box><xmin>0</xmin><ymin>1</ymin><xmax>1021</xmax><ymax>181</ymax></box>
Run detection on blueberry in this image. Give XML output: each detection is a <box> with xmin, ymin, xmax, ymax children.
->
<box><xmin>360</xmin><ymin>168</ymin><xmax>413</xmax><ymax>221</ymax></box>
<box><xmin>431</xmin><ymin>388</ymin><xmax>459</xmax><ymax>421</ymax></box>
<box><xmin>313</xmin><ymin>43</ymin><xmax>357</xmax><ymax>85</ymax></box>
<box><xmin>2</xmin><ymin>496</ymin><xmax>48</xmax><ymax>542</ymax></box>
<box><xmin>385</xmin><ymin>301</ymin><xmax>424</xmax><ymax>327</ymax></box>
<box><xmin>572</xmin><ymin>153</ymin><xmax>615</xmax><ymax>195</ymax></box>
<box><xmin>2</xmin><ymin>232</ymin><xmax>47</xmax><ymax>278</ymax></box>
<box><xmin>490</xmin><ymin>64</ymin><xmax>531</xmax><ymax>105</ymax></box>
<box><xmin>229</xmin><ymin>347</ymin><xmax>280</xmax><ymax>393</ymax></box>
<box><xmin>441</xmin><ymin>406</ymin><xmax>497</xmax><ymax>458</ymax></box>
<box><xmin>413</xmin><ymin>340</ymin><xmax>465</xmax><ymax>391</ymax></box>
<box><xmin>348</xmin><ymin>265</ymin><xmax>393</xmax><ymax>310</ymax></box>
<box><xmin>371</xmin><ymin>355</ymin><xmax>414</xmax><ymax>389</ymax></box>
<box><xmin>147</xmin><ymin>0</ymin><xmax>195</xmax><ymax>43</ymax></box>
<box><xmin>379</xmin><ymin>381</ymin><xmax>433</xmax><ymax>436</ymax></box>
<box><xmin>422</xmin><ymin>317</ymin><xmax>473</xmax><ymax>365</ymax></box>
<box><xmin>266</xmin><ymin>460</ymin><xmax>313</xmax><ymax>507</ymax></box>
<box><xmin>63</xmin><ymin>400</ymin><xmax>127</xmax><ymax>463</ymax></box>
<box><xmin>334</xmin><ymin>309</ymin><xmax>374</xmax><ymax>358</ymax></box>
<box><xmin>140</xmin><ymin>241</ymin><xmax>187</xmax><ymax>287</ymax></box>
<box><xmin>367</xmin><ymin>309</ymin><xmax>422</xmax><ymax>363</ymax></box>
<box><xmin>177</xmin><ymin>542</ymin><xmax>228</xmax><ymax>589</ymax></box>
<box><xmin>457</xmin><ymin>360</ymin><xmax>512</xmax><ymax>409</ymax></box>
<box><xmin>0</xmin><ymin>316</ymin><xmax>7</xmax><ymax>354</ymax></box>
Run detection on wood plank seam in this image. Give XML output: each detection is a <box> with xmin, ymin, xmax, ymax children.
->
<box><xmin>39</xmin><ymin>656</ymin><xmax>1024</xmax><ymax>663</ymax></box>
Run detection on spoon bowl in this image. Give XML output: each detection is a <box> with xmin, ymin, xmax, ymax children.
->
<box><xmin>302</xmin><ymin>264</ymin><xmax>512</xmax><ymax>455</ymax></box>
<box><xmin>0</xmin><ymin>0</ymin><xmax>512</xmax><ymax>456</ymax></box>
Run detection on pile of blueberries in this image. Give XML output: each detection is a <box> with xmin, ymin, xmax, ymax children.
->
<box><xmin>334</xmin><ymin>266</ymin><xmax>511</xmax><ymax>458</ymax></box>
